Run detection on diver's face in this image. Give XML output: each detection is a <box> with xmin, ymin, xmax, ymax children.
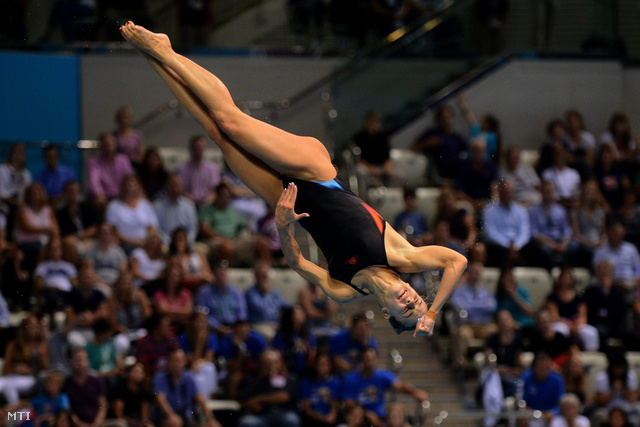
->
<box><xmin>382</xmin><ymin>281</ymin><xmax>427</xmax><ymax>325</ymax></box>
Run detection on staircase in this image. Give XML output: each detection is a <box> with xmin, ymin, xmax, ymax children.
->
<box><xmin>337</xmin><ymin>298</ymin><xmax>480</xmax><ymax>426</ymax></box>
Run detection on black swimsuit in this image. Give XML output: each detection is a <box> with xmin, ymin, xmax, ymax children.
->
<box><xmin>281</xmin><ymin>172</ymin><xmax>391</xmax><ymax>291</ymax></box>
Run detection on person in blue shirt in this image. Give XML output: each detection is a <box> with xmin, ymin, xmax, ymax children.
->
<box><xmin>152</xmin><ymin>348</ymin><xmax>221</xmax><ymax>427</ymax></box>
<box><xmin>36</xmin><ymin>145</ymin><xmax>76</xmax><ymax>202</ymax></box>
<box><xmin>393</xmin><ymin>188</ymin><xmax>432</xmax><ymax>247</ymax></box>
<box><xmin>272</xmin><ymin>305</ymin><xmax>316</xmax><ymax>376</ymax></box>
<box><xmin>329</xmin><ymin>314</ymin><xmax>378</xmax><ymax>374</ymax></box>
<box><xmin>178</xmin><ymin>310</ymin><xmax>220</xmax><ymax>399</ymax></box>
<box><xmin>343</xmin><ymin>347</ymin><xmax>429</xmax><ymax>426</ymax></box>
<box><xmin>457</xmin><ymin>93</ymin><xmax>501</xmax><ymax>164</ymax></box>
<box><xmin>521</xmin><ymin>352</ymin><xmax>566</xmax><ymax>425</ymax></box>
<box><xmin>5</xmin><ymin>371</ymin><xmax>70</xmax><ymax>427</ymax></box>
<box><xmin>219</xmin><ymin>319</ymin><xmax>267</xmax><ymax>400</ymax></box>
<box><xmin>245</xmin><ymin>261</ymin><xmax>289</xmax><ymax>341</ymax></box>
<box><xmin>524</xmin><ymin>181</ymin><xmax>577</xmax><ymax>270</ymax></box>
<box><xmin>300</xmin><ymin>352</ymin><xmax>341</xmax><ymax>427</ymax></box>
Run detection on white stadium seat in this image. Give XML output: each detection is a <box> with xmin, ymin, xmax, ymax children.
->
<box><xmin>390</xmin><ymin>149</ymin><xmax>428</xmax><ymax>188</ymax></box>
<box><xmin>512</xmin><ymin>268</ymin><xmax>553</xmax><ymax>311</ymax></box>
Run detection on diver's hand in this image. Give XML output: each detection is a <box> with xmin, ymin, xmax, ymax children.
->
<box><xmin>276</xmin><ymin>182</ymin><xmax>310</xmax><ymax>228</ymax></box>
<box><xmin>414</xmin><ymin>315</ymin><xmax>435</xmax><ymax>337</ymax></box>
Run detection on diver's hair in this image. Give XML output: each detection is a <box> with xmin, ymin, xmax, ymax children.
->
<box><xmin>387</xmin><ymin>316</ymin><xmax>415</xmax><ymax>335</ymax></box>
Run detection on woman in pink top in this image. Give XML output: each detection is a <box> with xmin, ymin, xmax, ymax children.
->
<box><xmin>15</xmin><ymin>183</ymin><xmax>59</xmax><ymax>274</ymax></box>
<box><xmin>113</xmin><ymin>106</ymin><xmax>145</xmax><ymax>166</ymax></box>
<box><xmin>153</xmin><ymin>261</ymin><xmax>193</xmax><ymax>326</ymax></box>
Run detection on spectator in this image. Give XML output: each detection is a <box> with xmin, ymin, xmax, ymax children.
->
<box><xmin>594</xmin><ymin>353</ymin><xmax>638</xmax><ymax>413</ymax></box>
<box><xmin>3</xmin><ymin>370</ymin><xmax>70</xmax><ymax>427</ymax></box>
<box><xmin>412</xmin><ymin>106</ymin><xmax>469</xmax><ymax>180</ymax></box>
<box><xmin>152</xmin><ymin>348</ymin><xmax>221</xmax><ymax>427</ymax></box>
<box><xmin>483</xmin><ymin>180</ymin><xmax>530</xmax><ymax>267</ymax></box>
<box><xmin>562</xmin><ymin>352</ymin><xmax>587</xmax><ymax>403</ymax></box>
<box><xmin>0</xmin><ymin>315</ymin><xmax>47</xmax><ymax>404</ymax></box>
<box><xmin>64</xmin><ymin>259</ymin><xmax>109</xmax><ymax>350</ymax></box>
<box><xmin>457</xmin><ymin>93</ymin><xmax>501</xmax><ymax>163</ymax></box>
<box><xmin>352</xmin><ymin>111</ymin><xmax>397</xmax><ymax>195</ymax></box>
<box><xmin>15</xmin><ymin>182</ymin><xmax>59</xmax><ymax>276</ymax></box>
<box><xmin>85</xmin><ymin>318</ymin><xmax>123</xmax><ymax>384</ymax></box>
<box><xmin>105</xmin><ymin>174</ymin><xmax>159</xmax><ymax>253</ymax></box>
<box><xmin>0</xmin><ymin>143</ymin><xmax>32</xmax><ymax>203</ymax></box>
<box><xmin>36</xmin><ymin>145</ymin><xmax>77</xmax><ymax>202</ymax></box>
<box><xmin>199</xmin><ymin>182</ymin><xmax>270</xmax><ymax>265</ymax></box>
<box><xmin>137</xmin><ymin>146</ymin><xmax>169</xmax><ymax>201</ymax></box>
<box><xmin>177</xmin><ymin>135</ymin><xmax>221</xmax><ymax>206</ymax></box>
<box><xmin>113</xmin><ymin>106</ymin><xmax>144</xmax><ymax>167</ymax></box>
<box><xmin>527</xmin><ymin>310</ymin><xmax>573</xmax><ymax>367</ymax></box>
<box><xmin>435</xmin><ymin>187</ymin><xmax>478</xmax><ymax>251</ymax></box>
<box><xmin>602</xmin><ymin>407</ymin><xmax>633</xmax><ymax>427</ymax></box>
<box><xmin>220</xmin><ymin>320</ymin><xmax>267</xmax><ymax>400</ymax></box>
<box><xmin>220</xmin><ymin>161</ymin><xmax>268</xmax><ymax>229</ymax></box>
<box><xmin>614</xmin><ymin>190</ymin><xmax>640</xmax><ymax>249</ymax></box>
<box><xmin>178</xmin><ymin>310</ymin><xmax>220</xmax><ymax>399</ymax></box>
<box><xmin>56</xmin><ymin>180</ymin><xmax>99</xmax><ymax>264</ymax></box>
<box><xmin>169</xmin><ymin>227</ymin><xmax>214</xmax><ymax>291</ymax></box>
<box><xmin>153</xmin><ymin>261</ymin><xmax>194</xmax><ymax>327</ymax></box>
<box><xmin>134</xmin><ymin>313</ymin><xmax>179</xmax><ymax>377</ymax></box>
<box><xmin>245</xmin><ymin>261</ymin><xmax>289</xmax><ymax>341</ymax></box>
<box><xmin>257</xmin><ymin>205</ymin><xmax>285</xmax><ymax>265</ymax></box>
<box><xmin>300</xmin><ymin>353</ymin><xmax>341</xmax><ymax>427</ymax></box>
<box><xmin>598</xmin><ymin>112</ymin><xmax>637</xmax><ymax>164</ymax></box>
<box><xmin>238</xmin><ymin>349</ymin><xmax>300</xmax><ymax>427</ymax></box>
<box><xmin>520</xmin><ymin>352</ymin><xmax>566</xmax><ymax>426</ymax></box>
<box><xmin>432</xmin><ymin>219</ymin><xmax>467</xmax><ymax>256</ymax></box>
<box><xmin>525</xmin><ymin>181</ymin><xmax>576</xmax><ymax>270</ymax></box>
<box><xmin>343</xmin><ymin>347</ymin><xmax>428</xmax><ymax>427</ymax></box>
<box><xmin>273</xmin><ymin>305</ymin><xmax>317</xmax><ymax>376</ymax></box>
<box><xmin>549</xmin><ymin>393</ymin><xmax>590</xmax><ymax>427</ymax></box>
<box><xmin>450</xmin><ymin>261</ymin><xmax>498</xmax><ymax>367</ymax></box>
<box><xmin>195</xmin><ymin>260</ymin><xmax>248</xmax><ymax>335</ymax></box>
<box><xmin>130</xmin><ymin>232</ymin><xmax>166</xmax><ymax>289</ymax></box>
<box><xmin>63</xmin><ymin>348</ymin><xmax>107</xmax><ymax>427</ymax></box>
<box><xmin>154</xmin><ymin>173</ymin><xmax>198</xmax><ymax>245</ymax></box>
<box><xmin>385</xmin><ymin>402</ymin><xmax>412</xmax><ymax>427</ymax></box>
<box><xmin>88</xmin><ymin>133</ymin><xmax>134</xmax><ymax>209</ymax></box>
<box><xmin>594</xmin><ymin>143</ymin><xmax>630</xmax><ymax>212</ymax></box>
<box><xmin>537</xmin><ymin>119</ymin><xmax>569</xmax><ymax>176</ymax></box>
<box><xmin>0</xmin><ymin>208</ymin><xmax>27</xmax><ymax>303</ymax></box>
<box><xmin>584</xmin><ymin>261</ymin><xmax>628</xmax><ymax>349</ymax></box>
<box><xmin>542</xmin><ymin>147</ymin><xmax>582</xmax><ymax>207</ymax></box>
<box><xmin>457</xmin><ymin>140</ymin><xmax>499</xmax><ymax>210</ymax></box>
<box><xmin>330</xmin><ymin>314</ymin><xmax>378</xmax><ymax>374</ymax></box>
<box><xmin>564</xmin><ymin>109</ymin><xmax>596</xmax><ymax>176</ymax></box>
<box><xmin>110</xmin><ymin>271</ymin><xmax>152</xmax><ymax>355</ymax></box>
<box><xmin>297</xmin><ymin>281</ymin><xmax>339</xmax><ymax>341</ymax></box>
<box><xmin>593</xmin><ymin>220</ymin><xmax>640</xmax><ymax>289</ymax></box>
<box><xmin>34</xmin><ymin>239</ymin><xmax>77</xmax><ymax>312</ymax></box>
<box><xmin>571</xmin><ymin>180</ymin><xmax>607</xmax><ymax>268</ymax></box>
<box><xmin>495</xmin><ymin>268</ymin><xmax>534</xmax><ymax>329</ymax></box>
<box><xmin>546</xmin><ymin>268</ymin><xmax>600</xmax><ymax>351</ymax></box>
<box><xmin>336</xmin><ymin>405</ymin><xmax>366</xmax><ymax>427</ymax></box>
<box><xmin>500</xmin><ymin>146</ymin><xmax>541</xmax><ymax>208</ymax></box>
<box><xmin>393</xmin><ymin>188</ymin><xmax>432</xmax><ymax>247</ymax></box>
<box><xmin>83</xmin><ymin>222</ymin><xmax>127</xmax><ymax>286</ymax></box>
<box><xmin>110</xmin><ymin>362</ymin><xmax>154</xmax><ymax>427</ymax></box>
<box><xmin>484</xmin><ymin>310</ymin><xmax>525</xmax><ymax>398</ymax></box>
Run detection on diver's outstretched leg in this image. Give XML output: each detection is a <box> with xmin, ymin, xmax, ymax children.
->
<box><xmin>142</xmin><ymin>52</ymin><xmax>283</xmax><ymax>207</ymax></box>
<box><xmin>121</xmin><ymin>22</ymin><xmax>335</xmax><ymax>182</ymax></box>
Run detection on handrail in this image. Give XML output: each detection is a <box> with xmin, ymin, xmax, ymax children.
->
<box><xmin>133</xmin><ymin>99</ymin><xmax>180</xmax><ymax>129</ymax></box>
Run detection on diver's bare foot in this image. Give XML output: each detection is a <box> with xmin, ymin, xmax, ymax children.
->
<box><xmin>120</xmin><ymin>21</ymin><xmax>171</xmax><ymax>60</ymax></box>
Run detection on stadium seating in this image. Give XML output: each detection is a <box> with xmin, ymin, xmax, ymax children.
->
<box><xmin>390</xmin><ymin>149</ymin><xmax>429</xmax><ymax>188</ymax></box>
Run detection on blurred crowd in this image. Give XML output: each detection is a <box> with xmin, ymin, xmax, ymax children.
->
<box><xmin>351</xmin><ymin>93</ymin><xmax>640</xmax><ymax>426</ymax></box>
<box><xmin>0</xmin><ymin>104</ymin><xmax>434</xmax><ymax>427</ymax></box>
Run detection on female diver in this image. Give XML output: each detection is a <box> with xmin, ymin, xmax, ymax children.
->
<box><xmin>119</xmin><ymin>22</ymin><xmax>468</xmax><ymax>337</ymax></box>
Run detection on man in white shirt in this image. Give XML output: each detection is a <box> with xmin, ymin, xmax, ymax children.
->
<box><xmin>500</xmin><ymin>147</ymin><xmax>541</xmax><ymax>208</ymax></box>
<box><xmin>549</xmin><ymin>393</ymin><xmax>590</xmax><ymax>427</ymax></box>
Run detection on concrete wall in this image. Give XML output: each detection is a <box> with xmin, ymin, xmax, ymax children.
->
<box><xmin>391</xmin><ymin>59</ymin><xmax>629</xmax><ymax>150</ymax></box>
<box><xmin>81</xmin><ymin>54</ymin><xmax>342</xmax><ymax>149</ymax></box>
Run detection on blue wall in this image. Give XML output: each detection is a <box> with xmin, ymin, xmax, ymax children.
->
<box><xmin>0</xmin><ymin>52</ymin><xmax>82</xmax><ymax>181</ymax></box>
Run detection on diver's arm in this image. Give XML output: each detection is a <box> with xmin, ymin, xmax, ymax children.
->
<box><xmin>276</xmin><ymin>183</ymin><xmax>364</xmax><ymax>303</ymax></box>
